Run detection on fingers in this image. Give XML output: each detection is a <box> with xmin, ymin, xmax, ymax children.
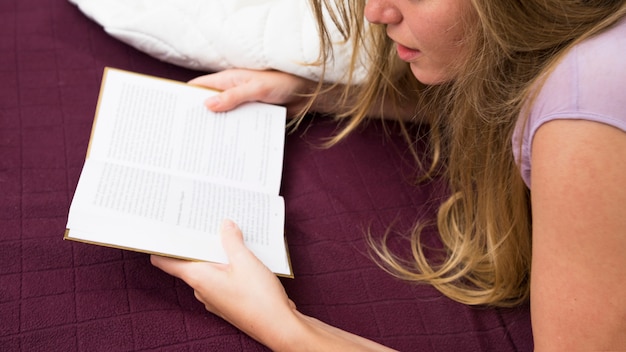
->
<box><xmin>205</xmin><ymin>84</ymin><xmax>264</xmax><ymax>112</ymax></box>
<box><xmin>188</xmin><ymin>69</ymin><xmax>310</xmax><ymax>115</ymax></box>
<box><xmin>188</xmin><ymin>70</ymin><xmax>243</xmax><ymax>91</ymax></box>
<box><xmin>151</xmin><ymin>219</ymin><xmax>249</xmax><ymax>276</ymax></box>
<box><xmin>188</xmin><ymin>70</ymin><xmax>259</xmax><ymax>112</ymax></box>
<box><xmin>218</xmin><ymin>219</ymin><xmax>272</xmax><ymax>278</ymax></box>
<box><xmin>220</xmin><ymin>219</ymin><xmax>251</xmax><ymax>263</ymax></box>
<box><xmin>150</xmin><ymin>255</ymin><xmax>189</xmax><ymax>278</ymax></box>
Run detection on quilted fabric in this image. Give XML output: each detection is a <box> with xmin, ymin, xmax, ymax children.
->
<box><xmin>0</xmin><ymin>0</ymin><xmax>533</xmax><ymax>351</ymax></box>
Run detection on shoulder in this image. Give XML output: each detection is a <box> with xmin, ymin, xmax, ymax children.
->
<box><xmin>514</xmin><ymin>17</ymin><xmax>626</xmax><ymax>187</ymax></box>
<box><xmin>521</xmin><ymin>19</ymin><xmax>626</xmax><ymax>351</ymax></box>
<box><xmin>534</xmin><ymin>17</ymin><xmax>626</xmax><ymax>124</ymax></box>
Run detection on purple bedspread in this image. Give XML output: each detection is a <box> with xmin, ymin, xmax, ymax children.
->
<box><xmin>0</xmin><ymin>1</ymin><xmax>533</xmax><ymax>351</ymax></box>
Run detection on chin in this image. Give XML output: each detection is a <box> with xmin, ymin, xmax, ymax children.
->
<box><xmin>410</xmin><ymin>65</ymin><xmax>453</xmax><ymax>85</ymax></box>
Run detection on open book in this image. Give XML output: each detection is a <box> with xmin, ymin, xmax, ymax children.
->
<box><xmin>65</xmin><ymin>67</ymin><xmax>292</xmax><ymax>277</ymax></box>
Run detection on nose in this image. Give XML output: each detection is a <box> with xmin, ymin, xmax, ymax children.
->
<box><xmin>364</xmin><ymin>0</ymin><xmax>402</xmax><ymax>25</ymax></box>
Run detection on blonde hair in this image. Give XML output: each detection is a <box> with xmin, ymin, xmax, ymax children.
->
<box><xmin>306</xmin><ymin>0</ymin><xmax>626</xmax><ymax>307</ymax></box>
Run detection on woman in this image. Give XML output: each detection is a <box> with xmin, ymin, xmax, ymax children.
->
<box><xmin>151</xmin><ymin>0</ymin><xmax>626</xmax><ymax>350</ymax></box>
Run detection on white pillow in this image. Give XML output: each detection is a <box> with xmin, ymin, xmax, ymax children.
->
<box><xmin>69</xmin><ymin>0</ymin><xmax>367</xmax><ymax>83</ymax></box>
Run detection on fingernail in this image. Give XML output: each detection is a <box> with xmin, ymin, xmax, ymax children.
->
<box><xmin>221</xmin><ymin>219</ymin><xmax>235</xmax><ymax>230</ymax></box>
<box><xmin>205</xmin><ymin>96</ymin><xmax>221</xmax><ymax>109</ymax></box>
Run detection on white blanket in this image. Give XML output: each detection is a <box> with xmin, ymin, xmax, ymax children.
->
<box><xmin>69</xmin><ymin>0</ymin><xmax>367</xmax><ymax>83</ymax></box>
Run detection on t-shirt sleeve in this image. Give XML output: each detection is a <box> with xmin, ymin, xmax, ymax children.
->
<box><xmin>514</xmin><ymin>18</ymin><xmax>626</xmax><ymax>188</ymax></box>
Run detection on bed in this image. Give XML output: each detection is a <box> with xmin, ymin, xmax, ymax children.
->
<box><xmin>0</xmin><ymin>1</ymin><xmax>533</xmax><ymax>350</ymax></box>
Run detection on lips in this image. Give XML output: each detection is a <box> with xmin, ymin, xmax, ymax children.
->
<box><xmin>395</xmin><ymin>43</ymin><xmax>421</xmax><ymax>62</ymax></box>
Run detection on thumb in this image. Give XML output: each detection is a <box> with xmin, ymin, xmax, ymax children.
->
<box><xmin>219</xmin><ymin>219</ymin><xmax>250</xmax><ymax>263</ymax></box>
<box><xmin>204</xmin><ymin>83</ymin><xmax>260</xmax><ymax>112</ymax></box>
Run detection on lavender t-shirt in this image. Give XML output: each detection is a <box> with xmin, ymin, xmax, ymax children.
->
<box><xmin>513</xmin><ymin>17</ymin><xmax>626</xmax><ymax>188</ymax></box>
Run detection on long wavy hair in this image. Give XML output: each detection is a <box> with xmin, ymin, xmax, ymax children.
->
<box><xmin>304</xmin><ymin>0</ymin><xmax>626</xmax><ymax>307</ymax></box>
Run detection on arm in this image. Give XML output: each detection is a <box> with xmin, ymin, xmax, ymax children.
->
<box><xmin>188</xmin><ymin>69</ymin><xmax>416</xmax><ymax>121</ymax></box>
<box><xmin>530</xmin><ymin>119</ymin><xmax>626</xmax><ymax>351</ymax></box>
<box><xmin>151</xmin><ymin>220</ymin><xmax>397</xmax><ymax>352</ymax></box>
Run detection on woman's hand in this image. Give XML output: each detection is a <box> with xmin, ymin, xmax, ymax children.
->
<box><xmin>190</xmin><ymin>68</ymin><xmax>422</xmax><ymax>123</ymax></box>
<box><xmin>151</xmin><ymin>220</ymin><xmax>398</xmax><ymax>351</ymax></box>
<box><xmin>150</xmin><ymin>220</ymin><xmax>301</xmax><ymax>350</ymax></box>
<box><xmin>189</xmin><ymin>69</ymin><xmax>316</xmax><ymax>117</ymax></box>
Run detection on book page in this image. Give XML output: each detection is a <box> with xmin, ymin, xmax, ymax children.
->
<box><xmin>67</xmin><ymin>159</ymin><xmax>290</xmax><ymax>275</ymax></box>
<box><xmin>66</xmin><ymin>68</ymin><xmax>291</xmax><ymax>276</ymax></box>
<box><xmin>88</xmin><ymin>68</ymin><xmax>286</xmax><ymax>194</ymax></box>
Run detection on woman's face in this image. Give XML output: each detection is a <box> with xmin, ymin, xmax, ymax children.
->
<box><xmin>365</xmin><ymin>0</ymin><xmax>475</xmax><ymax>85</ymax></box>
